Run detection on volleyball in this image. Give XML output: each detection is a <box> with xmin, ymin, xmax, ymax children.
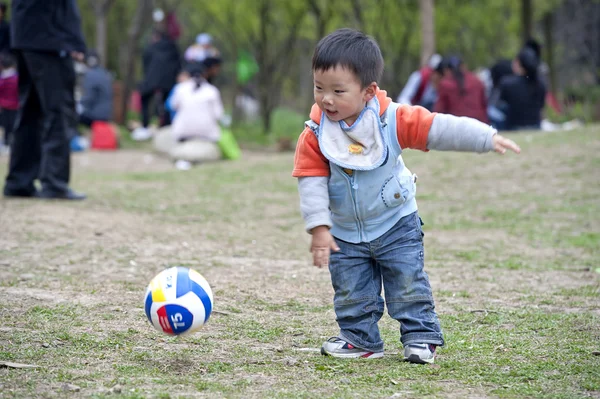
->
<box><xmin>144</xmin><ymin>266</ymin><xmax>213</xmax><ymax>335</ymax></box>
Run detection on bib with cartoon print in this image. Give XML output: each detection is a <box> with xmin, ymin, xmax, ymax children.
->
<box><xmin>318</xmin><ymin>96</ymin><xmax>388</xmax><ymax>171</ymax></box>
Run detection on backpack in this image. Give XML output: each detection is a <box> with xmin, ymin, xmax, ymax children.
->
<box><xmin>91</xmin><ymin>121</ymin><xmax>119</xmax><ymax>150</ymax></box>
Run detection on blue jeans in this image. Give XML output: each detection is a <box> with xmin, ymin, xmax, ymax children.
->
<box><xmin>329</xmin><ymin>211</ymin><xmax>444</xmax><ymax>352</ymax></box>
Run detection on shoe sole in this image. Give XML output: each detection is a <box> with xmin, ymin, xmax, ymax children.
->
<box><xmin>404</xmin><ymin>354</ymin><xmax>435</xmax><ymax>364</ymax></box>
<box><xmin>321</xmin><ymin>347</ymin><xmax>384</xmax><ymax>359</ymax></box>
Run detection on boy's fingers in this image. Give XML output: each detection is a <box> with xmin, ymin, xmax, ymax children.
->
<box><xmin>500</xmin><ymin>137</ymin><xmax>521</xmax><ymax>154</ymax></box>
<box><xmin>313</xmin><ymin>248</ymin><xmax>330</xmax><ymax>267</ymax></box>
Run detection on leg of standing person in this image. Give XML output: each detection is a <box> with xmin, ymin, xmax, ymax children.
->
<box><xmin>35</xmin><ymin>52</ymin><xmax>77</xmax><ymax>197</ymax></box>
<box><xmin>3</xmin><ymin>109</ymin><xmax>17</xmax><ymax>146</ymax></box>
<box><xmin>376</xmin><ymin>212</ymin><xmax>444</xmax><ymax>363</ymax></box>
<box><xmin>14</xmin><ymin>51</ymin><xmax>84</xmax><ymax>200</ymax></box>
<box><xmin>3</xmin><ymin>51</ymin><xmax>42</xmax><ymax>197</ymax></box>
<box><xmin>159</xmin><ymin>88</ymin><xmax>172</xmax><ymax>127</ymax></box>
<box><xmin>131</xmin><ymin>91</ymin><xmax>155</xmax><ymax>141</ymax></box>
<box><xmin>141</xmin><ymin>91</ymin><xmax>153</xmax><ymax>128</ymax></box>
<box><xmin>322</xmin><ymin>240</ymin><xmax>385</xmax><ymax>357</ymax></box>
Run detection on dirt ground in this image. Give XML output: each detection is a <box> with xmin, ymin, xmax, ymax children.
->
<box><xmin>0</xmin><ymin>128</ymin><xmax>598</xmax><ymax>399</ymax></box>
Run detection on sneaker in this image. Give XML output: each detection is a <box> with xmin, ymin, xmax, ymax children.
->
<box><xmin>320</xmin><ymin>337</ymin><xmax>383</xmax><ymax>359</ymax></box>
<box><xmin>131</xmin><ymin>127</ymin><xmax>153</xmax><ymax>141</ymax></box>
<box><xmin>403</xmin><ymin>343</ymin><xmax>436</xmax><ymax>364</ymax></box>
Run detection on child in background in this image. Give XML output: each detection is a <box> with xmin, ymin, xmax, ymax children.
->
<box><xmin>0</xmin><ymin>52</ymin><xmax>18</xmax><ymax>152</ymax></box>
<box><xmin>293</xmin><ymin>29</ymin><xmax>520</xmax><ymax>364</ymax></box>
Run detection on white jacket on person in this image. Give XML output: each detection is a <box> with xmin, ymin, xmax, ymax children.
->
<box><xmin>170</xmin><ymin>79</ymin><xmax>224</xmax><ymax>142</ymax></box>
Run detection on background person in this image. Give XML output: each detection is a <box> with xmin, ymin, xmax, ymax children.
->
<box><xmin>0</xmin><ymin>52</ymin><xmax>18</xmax><ymax>152</ymax></box>
<box><xmin>131</xmin><ymin>30</ymin><xmax>181</xmax><ymax>141</ymax></box>
<box><xmin>3</xmin><ymin>0</ymin><xmax>87</xmax><ymax>200</ymax></box>
<box><xmin>434</xmin><ymin>56</ymin><xmax>488</xmax><ymax>123</ymax></box>
<box><xmin>396</xmin><ymin>53</ymin><xmax>442</xmax><ymax>109</ymax></box>
<box><xmin>154</xmin><ymin>67</ymin><xmax>224</xmax><ymax>168</ymax></box>
<box><xmin>490</xmin><ymin>47</ymin><xmax>546</xmax><ymax>130</ymax></box>
<box><xmin>78</xmin><ymin>51</ymin><xmax>113</xmax><ymax>127</ymax></box>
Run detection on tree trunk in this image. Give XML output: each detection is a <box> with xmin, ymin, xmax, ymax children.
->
<box><xmin>119</xmin><ymin>0</ymin><xmax>153</xmax><ymax>126</ymax></box>
<box><xmin>90</xmin><ymin>0</ymin><xmax>114</xmax><ymax>67</ymax></box>
<box><xmin>521</xmin><ymin>0</ymin><xmax>533</xmax><ymax>43</ymax></box>
<box><xmin>542</xmin><ymin>12</ymin><xmax>556</xmax><ymax>95</ymax></box>
<box><xmin>96</xmin><ymin>12</ymin><xmax>108</xmax><ymax>66</ymax></box>
<box><xmin>419</xmin><ymin>0</ymin><xmax>435</xmax><ymax>67</ymax></box>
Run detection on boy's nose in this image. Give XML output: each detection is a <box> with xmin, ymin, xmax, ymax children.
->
<box><xmin>323</xmin><ymin>95</ymin><xmax>334</xmax><ymax>105</ymax></box>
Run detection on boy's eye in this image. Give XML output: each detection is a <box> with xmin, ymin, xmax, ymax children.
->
<box><xmin>315</xmin><ymin>86</ymin><xmax>322</xmax><ymax>90</ymax></box>
<box><xmin>334</xmin><ymin>90</ymin><xmax>345</xmax><ymax>94</ymax></box>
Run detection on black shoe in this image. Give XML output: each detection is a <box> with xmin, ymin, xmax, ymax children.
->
<box><xmin>37</xmin><ymin>189</ymin><xmax>86</xmax><ymax>201</ymax></box>
<box><xmin>3</xmin><ymin>188</ymin><xmax>38</xmax><ymax>198</ymax></box>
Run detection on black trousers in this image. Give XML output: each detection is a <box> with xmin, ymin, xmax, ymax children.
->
<box><xmin>1</xmin><ymin>108</ymin><xmax>17</xmax><ymax>145</ymax></box>
<box><xmin>4</xmin><ymin>51</ymin><xmax>75</xmax><ymax>195</ymax></box>
<box><xmin>141</xmin><ymin>89</ymin><xmax>172</xmax><ymax>128</ymax></box>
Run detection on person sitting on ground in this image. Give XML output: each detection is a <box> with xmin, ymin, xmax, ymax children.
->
<box><xmin>78</xmin><ymin>51</ymin><xmax>113</xmax><ymax>127</ymax></box>
<box><xmin>396</xmin><ymin>54</ymin><xmax>442</xmax><ymax>110</ymax></box>
<box><xmin>201</xmin><ymin>53</ymin><xmax>222</xmax><ymax>85</ymax></box>
<box><xmin>153</xmin><ymin>67</ymin><xmax>224</xmax><ymax>167</ymax></box>
<box><xmin>489</xmin><ymin>47</ymin><xmax>546</xmax><ymax>130</ymax></box>
<box><xmin>0</xmin><ymin>52</ymin><xmax>18</xmax><ymax>152</ymax></box>
<box><xmin>434</xmin><ymin>56</ymin><xmax>488</xmax><ymax>123</ymax></box>
<box><xmin>164</xmin><ymin>67</ymin><xmax>192</xmax><ymax>122</ymax></box>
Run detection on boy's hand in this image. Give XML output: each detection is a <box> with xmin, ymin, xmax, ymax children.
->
<box><xmin>310</xmin><ymin>226</ymin><xmax>340</xmax><ymax>268</ymax></box>
<box><xmin>492</xmin><ymin>134</ymin><xmax>521</xmax><ymax>154</ymax></box>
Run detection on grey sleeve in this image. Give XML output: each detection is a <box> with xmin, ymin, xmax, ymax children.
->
<box><xmin>426</xmin><ymin>113</ymin><xmax>497</xmax><ymax>153</ymax></box>
<box><xmin>298</xmin><ymin>176</ymin><xmax>332</xmax><ymax>233</ymax></box>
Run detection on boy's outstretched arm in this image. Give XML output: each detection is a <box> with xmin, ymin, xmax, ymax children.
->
<box><xmin>425</xmin><ymin>113</ymin><xmax>521</xmax><ymax>154</ymax></box>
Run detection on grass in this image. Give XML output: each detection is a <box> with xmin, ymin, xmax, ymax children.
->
<box><xmin>0</xmin><ymin>125</ymin><xmax>599</xmax><ymax>398</ymax></box>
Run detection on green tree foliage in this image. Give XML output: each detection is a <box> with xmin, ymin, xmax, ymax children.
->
<box><xmin>2</xmin><ymin>0</ymin><xmax>568</xmax><ymax>133</ymax></box>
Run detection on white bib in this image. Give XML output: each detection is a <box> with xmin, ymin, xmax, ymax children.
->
<box><xmin>318</xmin><ymin>97</ymin><xmax>388</xmax><ymax>171</ymax></box>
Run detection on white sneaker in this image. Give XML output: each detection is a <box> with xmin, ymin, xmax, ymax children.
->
<box><xmin>131</xmin><ymin>127</ymin><xmax>153</xmax><ymax>141</ymax></box>
<box><xmin>175</xmin><ymin>160</ymin><xmax>192</xmax><ymax>171</ymax></box>
<box><xmin>404</xmin><ymin>343</ymin><xmax>437</xmax><ymax>364</ymax></box>
<box><xmin>320</xmin><ymin>337</ymin><xmax>384</xmax><ymax>359</ymax></box>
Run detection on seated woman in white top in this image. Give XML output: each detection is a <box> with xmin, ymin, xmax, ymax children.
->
<box><xmin>154</xmin><ymin>71</ymin><xmax>224</xmax><ymax>165</ymax></box>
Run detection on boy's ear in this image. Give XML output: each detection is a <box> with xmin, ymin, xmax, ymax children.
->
<box><xmin>363</xmin><ymin>82</ymin><xmax>377</xmax><ymax>101</ymax></box>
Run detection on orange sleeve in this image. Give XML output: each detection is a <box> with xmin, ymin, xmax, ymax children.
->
<box><xmin>292</xmin><ymin>127</ymin><xmax>330</xmax><ymax>177</ymax></box>
<box><xmin>396</xmin><ymin>104</ymin><xmax>435</xmax><ymax>152</ymax></box>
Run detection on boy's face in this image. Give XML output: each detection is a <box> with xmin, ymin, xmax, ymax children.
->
<box><xmin>313</xmin><ymin>66</ymin><xmax>376</xmax><ymax>126</ymax></box>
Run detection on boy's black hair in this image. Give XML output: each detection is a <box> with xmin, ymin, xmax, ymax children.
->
<box><xmin>312</xmin><ymin>28</ymin><xmax>384</xmax><ymax>88</ymax></box>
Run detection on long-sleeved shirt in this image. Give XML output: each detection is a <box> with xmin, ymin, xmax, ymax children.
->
<box><xmin>170</xmin><ymin>80</ymin><xmax>224</xmax><ymax>142</ymax></box>
<box><xmin>293</xmin><ymin>88</ymin><xmax>497</xmax><ymax>233</ymax></box>
<box><xmin>434</xmin><ymin>72</ymin><xmax>489</xmax><ymax>123</ymax></box>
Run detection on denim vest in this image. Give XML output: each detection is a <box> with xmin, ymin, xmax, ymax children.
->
<box><xmin>306</xmin><ymin>101</ymin><xmax>418</xmax><ymax>243</ymax></box>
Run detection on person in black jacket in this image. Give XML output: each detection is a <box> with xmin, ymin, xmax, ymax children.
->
<box><xmin>3</xmin><ymin>0</ymin><xmax>87</xmax><ymax>200</ymax></box>
<box><xmin>491</xmin><ymin>48</ymin><xmax>546</xmax><ymax>131</ymax></box>
<box><xmin>131</xmin><ymin>30</ymin><xmax>181</xmax><ymax>141</ymax></box>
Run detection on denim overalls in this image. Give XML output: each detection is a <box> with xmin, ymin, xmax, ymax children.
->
<box><xmin>306</xmin><ymin>98</ymin><xmax>444</xmax><ymax>351</ymax></box>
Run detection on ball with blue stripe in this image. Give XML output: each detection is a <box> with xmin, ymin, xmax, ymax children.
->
<box><xmin>144</xmin><ymin>266</ymin><xmax>214</xmax><ymax>335</ymax></box>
